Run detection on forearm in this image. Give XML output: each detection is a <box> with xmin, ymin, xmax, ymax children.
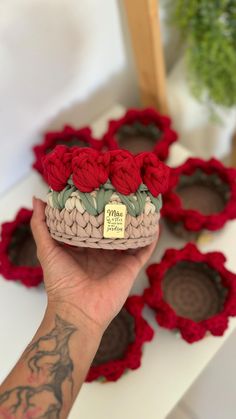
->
<box><xmin>0</xmin><ymin>303</ymin><xmax>102</xmax><ymax>419</ymax></box>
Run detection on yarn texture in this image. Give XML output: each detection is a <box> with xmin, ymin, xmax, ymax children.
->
<box><xmin>103</xmin><ymin>108</ymin><xmax>178</xmax><ymax>161</ymax></box>
<box><xmin>33</xmin><ymin>125</ymin><xmax>102</xmax><ymax>177</ymax></box>
<box><xmin>0</xmin><ymin>208</ymin><xmax>43</xmax><ymax>287</ymax></box>
<box><xmin>86</xmin><ymin>296</ymin><xmax>154</xmax><ymax>382</ymax></box>
<box><xmin>43</xmin><ymin>147</ymin><xmax>169</xmax><ymax>249</ymax></box>
<box><xmin>144</xmin><ymin>243</ymin><xmax>236</xmax><ymax>343</ymax></box>
<box><xmin>162</xmin><ymin>158</ymin><xmax>236</xmax><ymax>232</ymax></box>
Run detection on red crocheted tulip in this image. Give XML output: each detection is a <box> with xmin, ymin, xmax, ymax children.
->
<box><xmin>72</xmin><ymin>149</ymin><xmax>109</xmax><ymax>192</ymax></box>
<box><xmin>33</xmin><ymin>125</ymin><xmax>102</xmax><ymax>177</ymax></box>
<box><xmin>109</xmin><ymin>150</ymin><xmax>142</xmax><ymax>195</ymax></box>
<box><xmin>42</xmin><ymin>145</ymin><xmax>72</xmax><ymax>191</ymax></box>
<box><xmin>136</xmin><ymin>152</ymin><xmax>170</xmax><ymax>197</ymax></box>
<box><xmin>144</xmin><ymin>243</ymin><xmax>236</xmax><ymax>343</ymax></box>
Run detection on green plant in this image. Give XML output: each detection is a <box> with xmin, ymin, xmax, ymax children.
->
<box><xmin>171</xmin><ymin>0</ymin><xmax>236</xmax><ymax>107</ymax></box>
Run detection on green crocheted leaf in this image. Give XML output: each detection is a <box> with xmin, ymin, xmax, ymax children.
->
<box><xmin>51</xmin><ymin>186</ymin><xmax>76</xmax><ymax>210</ymax></box>
<box><xmin>148</xmin><ymin>193</ymin><xmax>163</xmax><ymax>212</ymax></box>
<box><xmin>77</xmin><ymin>191</ymin><xmax>98</xmax><ymax>216</ymax></box>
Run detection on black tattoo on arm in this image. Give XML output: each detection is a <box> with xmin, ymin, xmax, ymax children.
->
<box><xmin>0</xmin><ymin>315</ymin><xmax>77</xmax><ymax>418</ymax></box>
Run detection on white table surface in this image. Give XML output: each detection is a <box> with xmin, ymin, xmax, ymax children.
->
<box><xmin>1</xmin><ymin>104</ymin><xmax>236</xmax><ymax>419</ymax></box>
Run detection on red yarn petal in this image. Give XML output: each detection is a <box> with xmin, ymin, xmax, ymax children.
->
<box><xmin>103</xmin><ymin>108</ymin><xmax>178</xmax><ymax>161</ymax></box>
<box><xmin>162</xmin><ymin>157</ymin><xmax>236</xmax><ymax>232</ymax></box>
<box><xmin>144</xmin><ymin>243</ymin><xmax>236</xmax><ymax>343</ymax></box>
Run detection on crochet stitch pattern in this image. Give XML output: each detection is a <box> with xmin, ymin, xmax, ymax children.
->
<box><xmin>102</xmin><ymin>108</ymin><xmax>178</xmax><ymax>160</ymax></box>
<box><xmin>144</xmin><ymin>243</ymin><xmax>236</xmax><ymax>343</ymax></box>
<box><xmin>162</xmin><ymin>158</ymin><xmax>236</xmax><ymax>234</ymax></box>
<box><xmin>43</xmin><ymin>147</ymin><xmax>169</xmax><ymax>249</ymax></box>
<box><xmin>86</xmin><ymin>296</ymin><xmax>154</xmax><ymax>382</ymax></box>
<box><xmin>0</xmin><ymin>208</ymin><xmax>43</xmax><ymax>287</ymax></box>
<box><xmin>33</xmin><ymin>125</ymin><xmax>102</xmax><ymax>178</ymax></box>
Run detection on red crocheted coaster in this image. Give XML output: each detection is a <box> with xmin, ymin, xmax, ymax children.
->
<box><xmin>0</xmin><ymin>208</ymin><xmax>43</xmax><ymax>287</ymax></box>
<box><xmin>86</xmin><ymin>296</ymin><xmax>154</xmax><ymax>382</ymax></box>
<box><xmin>102</xmin><ymin>108</ymin><xmax>178</xmax><ymax>160</ymax></box>
<box><xmin>144</xmin><ymin>243</ymin><xmax>236</xmax><ymax>343</ymax></box>
<box><xmin>33</xmin><ymin>125</ymin><xmax>102</xmax><ymax>178</ymax></box>
<box><xmin>162</xmin><ymin>158</ymin><xmax>236</xmax><ymax>234</ymax></box>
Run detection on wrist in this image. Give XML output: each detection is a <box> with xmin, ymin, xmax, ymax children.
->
<box><xmin>45</xmin><ymin>299</ymin><xmax>104</xmax><ymax>343</ymax></box>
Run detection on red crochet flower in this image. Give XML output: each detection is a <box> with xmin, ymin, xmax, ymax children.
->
<box><xmin>43</xmin><ymin>146</ymin><xmax>169</xmax><ymax>196</ymax></box>
<box><xmin>162</xmin><ymin>158</ymin><xmax>236</xmax><ymax>232</ymax></box>
<box><xmin>144</xmin><ymin>243</ymin><xmax>236</xmax><ymax>343</ymax></box>
<box><xmin>33</xmin><ymin>125</ymin><xmax>102</xmax><ymax>177</ymax></box>
<box><xmin>109</xmin><ymin>150</ymin><xmax>142</xmax><ymax>195</ymax></box>
<box><xmin>86</xmin><ymin>296</ymin><xmax>154</xmax><ymax>382</ymax></box>
<box><xmin>72</xmin><ymin>148</ymin><xmax>110</xmax><ymax>192</ymax></box>
<box><xmin>136</xmin><ymin>152</ymin><xmax>170</xmax><ymax>196</ymax></box>
<box><xmin>42</xmin><ymin>145</ymin><xmax>72</xmax><ymax>191</ymax></box>
<box><xmin>0</xmin><ymin>208</ymin><xmax>43</xmax><ymax>287</ymax></box>
<box><xmin>103</xmin><ymin>108</ymin><xmax>178</xmax><ymax>160</ymax></box>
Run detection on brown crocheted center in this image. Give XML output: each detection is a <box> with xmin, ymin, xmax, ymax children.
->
<box><xmin>92</xmin><ymin>308</ymin><xmax>135</xmax><ymax>366</ymax></box>
<box><xmin>116</xmin><ymin>123</ymin><xmax>162</xmax><ymax>154</ymax></box>
<box><xmin>162</xmin><ymin>261</ymin><xmax>227</xmax><ymax>322</ymax></box>
<box><xmin>176</xmin><ymin>171</ymin><xmax>229</xmax><ymax>215</ymax></box>
<box><xmin>8</xmin><ymin>224</ymin><xmax>40</xmax><ymax>267</ymax></box>
<box><xmin>46</xmin><ymin>138</ymin><xmax>90</xmax><ymax>153</ymax></box>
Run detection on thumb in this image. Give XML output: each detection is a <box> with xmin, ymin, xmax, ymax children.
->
<box><xmin>31</xmin><ymin>197</ymin><xmax>57</xmax><ymax>262</ymax></box>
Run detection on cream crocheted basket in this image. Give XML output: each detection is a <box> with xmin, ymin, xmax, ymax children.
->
<box><xmin>43</xmin><ymin>146</ymin><xmax>169</xmax><ymax>250</ymax></box>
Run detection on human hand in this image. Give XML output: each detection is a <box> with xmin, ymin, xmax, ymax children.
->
<box><xmin>31</xmin><ymin>197</ymin><xmax>158</xmax><ymax>335</ymax></box>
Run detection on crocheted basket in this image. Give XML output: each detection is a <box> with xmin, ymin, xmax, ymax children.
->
<box><xmin>0</xmin><ymin>208</ymin><xmax>43</xmax><ymax>287</ymax></box>
<box><xmin>86</xmin><ymin>296</ymin><xmax>154</xmax><ymax>382</ymax></box>
<box><xmin>102</xmin><ymin>108</ymin><xmax>178</xmax><ymax>160</ymax></box>
<box><xmin>162</xmin><ymin>158</ymin><xmax>236</xmax><ymax>241</ymax></box>
<box><xmin>43</xmin><ymin>146</ymin><xmax>170</xmax><ymax>250</ymax></box>
<box><xmin>144</xmin><ymin>243</ymin><xmax>236</xmax><ymax>343</ymax></box>
<box><xmin>33</xmin><ymin>125</ymin><xmax>102</xmax><ymax>178</ymax></box>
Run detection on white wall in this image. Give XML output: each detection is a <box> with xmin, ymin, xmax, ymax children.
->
<box><xmin>1</xmin><ymin>0</ymin><xmax>235</xmax><ymax>195</ymax></box>
<box><xmin>167</xmin><ymin>59</ymin><xmax>236</xmax><ymax>160</ymax></box>
<box><xmin>0</xmin><ymin>0</ymin><xmax>137</xmax><ymax>195</ymax></box>
<box><xmin>0</xmin><ymin>0</ymin><xmax>180</xmax><ymax>196</ymax></box>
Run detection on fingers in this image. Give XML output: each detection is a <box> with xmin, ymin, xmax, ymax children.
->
<box><xmin>31</xmin><ymin>197</ymin><xmax>57</xmax><ymax>261</ymax></box>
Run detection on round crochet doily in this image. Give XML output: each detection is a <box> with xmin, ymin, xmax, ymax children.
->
<box><xmin>162</xmin><ymin>261</ymin><xmax>226</xmax><ymax>322</ymax></box>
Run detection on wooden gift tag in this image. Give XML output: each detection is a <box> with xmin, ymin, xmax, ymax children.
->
<box><xmin>103</xmin><ymin>204</ymin><xmax>127</xmax><ymax>239</ymax></box>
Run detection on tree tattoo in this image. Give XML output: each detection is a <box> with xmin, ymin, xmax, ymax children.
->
<box><xmin>0</xmin><ymin>315</ymin><xmax>77</xmax><ymax>418</ymax></box>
